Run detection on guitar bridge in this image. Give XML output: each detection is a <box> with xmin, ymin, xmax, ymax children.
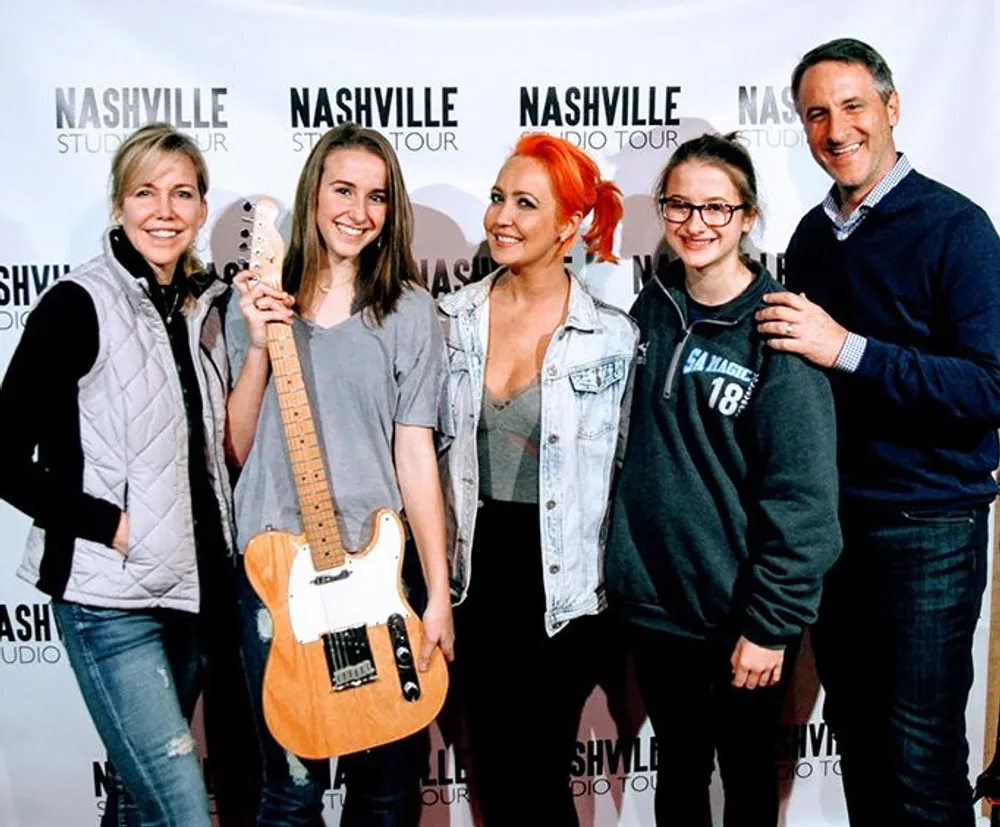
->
<box><xmin>322</xmin><ymin>626</ymin><xmax>377</xmax><ymax>690</ymax></box>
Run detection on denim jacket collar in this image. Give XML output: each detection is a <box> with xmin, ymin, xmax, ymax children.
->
<box><xmin>439</xmin><ymin>266</ymin><xmax>601</xmax><ymax>333</ymax></box>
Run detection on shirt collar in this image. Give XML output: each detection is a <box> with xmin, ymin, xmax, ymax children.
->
<box><xmin>822</xmin><ymin>153</ymin><xmax>912</xmax><ymax>239</ymax></box>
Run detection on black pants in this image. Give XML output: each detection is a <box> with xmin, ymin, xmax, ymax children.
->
<box><xmin>200</xmin><ymin>551</ymin><xmax>263</xmax><ymax>827</ymax></box>
<box><xmin>455</xmin><ymin>497</ymin><xmax>605</xmax><ymax>827</ymax></box>
<box><xmin>628</xmin><ymin>625</ymin><xmax>797</xmax><ymax>827</ymax></box>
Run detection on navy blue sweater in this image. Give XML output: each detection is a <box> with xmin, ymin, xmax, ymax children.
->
<box><xmin>785</xmin><ymin>171</ymin><xmax>1000</xmax><ymax>507</ymax></box>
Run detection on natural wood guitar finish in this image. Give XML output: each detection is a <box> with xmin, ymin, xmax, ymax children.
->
<box><xmin>241</xmin><ymin>199</ymin><xmax>448</xmax><ymax>758</ymax></box>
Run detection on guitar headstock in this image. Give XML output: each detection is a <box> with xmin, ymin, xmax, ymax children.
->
<box><xmin>241</xmin><ymin>198</ymin><xmax>285</xmax><ymax>291</ymax></box>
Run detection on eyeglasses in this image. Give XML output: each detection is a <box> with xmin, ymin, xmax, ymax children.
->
<box><xmin>658</xmin><ymin>197</ymin><xmax>748</xmax><ymax>227</ymax></box>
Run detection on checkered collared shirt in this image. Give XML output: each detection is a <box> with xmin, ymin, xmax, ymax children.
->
<box><xmin>823</xmin><ymin>153</ymin><xmax>913</xmax><ymax>240</ymax></box>
<box><xmin>821</xmin><ymin>153</ymin><xmax>912</xmax><ymax>372</ymax></box>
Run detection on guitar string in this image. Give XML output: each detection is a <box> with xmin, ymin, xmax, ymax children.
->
<box><xmin>254</xmin><ymin>229</ymin><xmax>346</xmax><ymax>670</ymax></box>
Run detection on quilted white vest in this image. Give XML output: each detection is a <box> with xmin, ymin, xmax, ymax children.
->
<box><xmin>17</xmin><ymin>232</ymin><xmax>235</xmax><ymax>612</ymax></box>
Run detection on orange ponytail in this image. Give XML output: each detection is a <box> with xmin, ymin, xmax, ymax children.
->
<box><xmin>512</xmin><ymin>133</ymin><xmax>623</xmax><ymax>264</ymax></box>
<box><xmin>581</xmin><ymin>178</ymin><xmax>623</xmax><ymax>264</ymax></box>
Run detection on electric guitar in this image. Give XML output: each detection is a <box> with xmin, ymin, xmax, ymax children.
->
<box><xmin>240</xmin><ymin>198</ymin><xmax>448</xmax><ymax>759</ymax></box>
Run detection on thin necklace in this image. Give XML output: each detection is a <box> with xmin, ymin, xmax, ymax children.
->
<box><xmin>318</xmin><ymin>278</ymin><xmax>353</xmax><ymax>293</ymax></box>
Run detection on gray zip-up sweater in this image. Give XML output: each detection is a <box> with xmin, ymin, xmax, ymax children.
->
<box><xmin>606</xmin><ymin>259</ymin><xmax>841</xmax><ymax>646</ymax></box>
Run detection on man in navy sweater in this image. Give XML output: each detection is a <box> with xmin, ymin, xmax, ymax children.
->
<box><xmin>755</xmin><ymin>38</ymin><xmax>1000</xmax><ymax>826</ymax></box>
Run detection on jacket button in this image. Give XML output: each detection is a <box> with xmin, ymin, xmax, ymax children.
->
<box><xmin>546</xmin><ymin>500</ymin><xmax>557</xmax><ymax>510</ymax></box>
<box><xmin>549</xmin><ymin>564</ymin><xmax>560</xmax><ymax>574</ymax></box>
<box><xmin>548</xmin><ymin>434</ymin><xmax>559</xmax><ymax>444</ymax></box>
<box><xmin>547</xmin><ymin>365</ymin><xmax>557</xmax><ymax>377</ymax></box>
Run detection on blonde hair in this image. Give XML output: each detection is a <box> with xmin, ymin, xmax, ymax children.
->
<box><xmin>109</xmin><ymin>122</ymin><xmax>209</xmax><ymax>278</ymax></box>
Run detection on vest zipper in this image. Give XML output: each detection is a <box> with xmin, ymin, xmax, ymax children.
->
<box><xmin>121</xmin><ymin>481</ymin><xmax>129</xmax><ymax>570</ymax></box>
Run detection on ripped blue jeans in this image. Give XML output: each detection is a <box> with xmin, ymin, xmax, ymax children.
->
<box><xmin>237</xmin><ymin>552</ymin><xmax>429</xmax><ymax>827</ymax></box>
<box><xmin>52</xmin><ymin>601</ymin><xmax>210</xmax><ymax>827</ymax></box>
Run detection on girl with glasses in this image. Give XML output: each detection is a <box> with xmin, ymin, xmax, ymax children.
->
<box><xmin>606</xmin><ymin>132</ymin><xmax>842</xmax><ymax>826</ymax></box>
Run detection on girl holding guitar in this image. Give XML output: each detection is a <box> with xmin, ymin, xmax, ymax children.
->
<box><xmin>227</xmin><ymin>123</ymin><xmax>454</xmax><ymax>826</ymax></box>
<box><xmin>438</xmin><ymin>134</ymin><xmax>638</xmax><ymax>825</ymax></box>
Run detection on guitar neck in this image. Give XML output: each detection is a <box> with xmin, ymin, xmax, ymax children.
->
<box><xmin>265</xmin><ymin>322</ymin><xmax>346</xmax><ymax>570</ymax></box>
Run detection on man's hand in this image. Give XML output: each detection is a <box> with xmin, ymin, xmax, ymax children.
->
<box><xmin>756</xmin><ymin>291</ymin><xmax>849</xmax><ymax>368</ymax></box>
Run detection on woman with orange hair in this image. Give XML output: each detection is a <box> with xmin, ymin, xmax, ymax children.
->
<box><xmin>438</xmin><ymin>134</ymin><xmax>638</xmax><ymax>825</ymax></box>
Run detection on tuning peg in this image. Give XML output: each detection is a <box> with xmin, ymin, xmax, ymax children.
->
<box><xmin>241</xmin><ymin>216</ymin><xmax>254</xmax><ymax>223</ymax></box>
<box><xmin>239</xmin><ymin>242</ymin><xmax>248</xmax><ymax>250</ymax></box>
<box><xmin>243</xmin><ymin>201</ymin><xmax>253</xmax><ymax>212</ymax></box>
<box><xmin>240</xmin><ymin>229</ymin><xmax>250</xmax><ymax>238</ymax></box>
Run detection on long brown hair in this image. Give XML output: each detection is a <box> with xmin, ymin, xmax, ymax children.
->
<box><xmin>283</xmin><ymin>124</ymin><xmax>421</xmax><ymax>323</ymax></box>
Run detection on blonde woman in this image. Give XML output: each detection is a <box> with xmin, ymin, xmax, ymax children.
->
<box><xmin>0</xmin><ymin>123</ymin><xmax>233</xmax><ymax>826</ymax></box>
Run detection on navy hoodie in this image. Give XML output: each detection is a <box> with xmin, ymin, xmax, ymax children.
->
<box><xmin>606</xmin><ymin>260</ymin><xmax>841</xmax><ymax>646</ymax></box>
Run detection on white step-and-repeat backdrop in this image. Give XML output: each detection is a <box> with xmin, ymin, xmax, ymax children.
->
<box><xmin>1</xmin><ymin>0</ymin><xmax>998</xmax><ymax>824</ymax></box>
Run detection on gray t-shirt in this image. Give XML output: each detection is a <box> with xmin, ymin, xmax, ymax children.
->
<box><xmin>226</xmin><ymin>286</ymin><xmax>444</xmax><ymax>552</ymax></box>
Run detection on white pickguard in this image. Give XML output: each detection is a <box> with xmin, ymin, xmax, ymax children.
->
<box><xmin>287</xmin><ymin>512</ymin><xmax>410</xmax><ymax>645</ymax></box>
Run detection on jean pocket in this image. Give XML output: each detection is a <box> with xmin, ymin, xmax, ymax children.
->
<box><xmin>55</xmin><ymin>600</ymin><xmax>134</xmax><ymax>637</ymax></box>
<box><xmin>900</xmin><ymin>508</ymin><xmax>976</xmax><ymax>525</ymax></box>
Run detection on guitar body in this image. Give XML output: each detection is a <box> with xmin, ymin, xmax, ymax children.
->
<box><xmin>244</xmin><ymin>508</ymin><xmax>449</xmax><ymax>759</ymax></box>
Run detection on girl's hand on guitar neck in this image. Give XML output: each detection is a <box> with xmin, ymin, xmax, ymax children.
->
<box><xmin>233</xmin><ymin>269</ymin><xmax>294</xmax><ymax>349</ymax></box>
<box><xmin>419</xmin><ymin>592</ymin><xmax>455</xmax><ymax>671</ymax></box>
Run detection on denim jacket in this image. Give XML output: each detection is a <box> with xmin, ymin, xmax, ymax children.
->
<box><xmin>438</xmin><ymin>269</ymin><xmax>638</xmax><ymax>636</ymax></box>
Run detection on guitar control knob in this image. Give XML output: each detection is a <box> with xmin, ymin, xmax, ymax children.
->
<box><xmin>402</xmin><ymin>681</ymin><xmax>420</xmax><ymax>701</ymax></box>
<box><xmin>395</xmin><ymin>646</ymin><xmax>412</xmax><ymax>665</ymax></box>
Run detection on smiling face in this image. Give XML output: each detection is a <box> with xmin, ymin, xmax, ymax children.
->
<box><xmin>797</xmin><ymin>60</ymin><xmax>899</xmax><ymax>211</ymax></box>
<box><xmin>483</xmin><ymin>155</ymin><xmax>576</xmax><ymax>272</ymax></box>
<box><xmin>661</xmin><ymin>160</ymin><xmax>755</xmax><ymax>279</ymax></box>
<box><xmin>315</xmin><ymin>147</ymin><xmax>389</xmax><ymax>268</ymax></box>
<box><xmin>115</xmin><ymin>152</ymin><xmax>207</xmax><ymax>283</ymax></box>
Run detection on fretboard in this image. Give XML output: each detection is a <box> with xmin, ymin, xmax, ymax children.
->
<box><xmin>266</xmin><ymin>321</ymin><xmax>346</xmax><ymax>571</ymax></box>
